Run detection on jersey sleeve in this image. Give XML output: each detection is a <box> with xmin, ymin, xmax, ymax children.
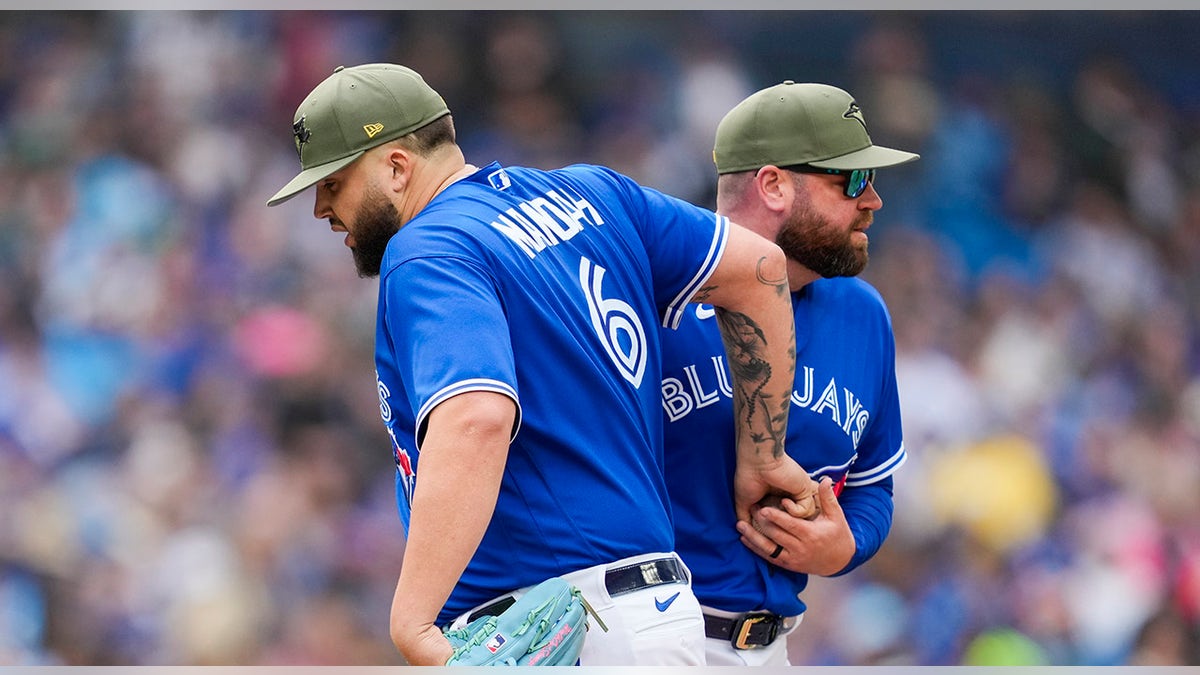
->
<box><xmin>837</xmin><ymin>294</ymin><xmax>905</xmax><ymax>574</ymax></box>
<box><xmin>576</xmin><ymin>165</ymin><xmax>729</xmax><ymax>329</ymax></box>
<box><xmin>380</xmin><ymin>254</ymin><xmax>522</xmax><ymax>449</ymax></box>
<box><xmin>834</xmin><ymin>476</ymin><xmax>895</xmax><ymax>576</ymax></box>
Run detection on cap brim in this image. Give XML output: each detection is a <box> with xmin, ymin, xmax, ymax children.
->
<box><xmin>808</xmin><ymin>144</ymin><xmax>920</xmax><ymax>171</ymax></box>
<box><xmin>266</xmin><ymin>152</ymin><xmax>364</xmax><ymax>207</ymax></box>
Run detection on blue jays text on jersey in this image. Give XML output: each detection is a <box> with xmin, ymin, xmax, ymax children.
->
<box><xmin>661</xmin><ymin>277</ymin><xmax>906</xmax><ymax>617</ymax></box>
<box><xmin>373</xmin><ymin>161</ymin><xmax>732</xmax><ymax>625</ymax></box>
<box><xmin>664</xmin><ymin>356</ymin><xmax>874</xmax><ymax>455</ymax></box>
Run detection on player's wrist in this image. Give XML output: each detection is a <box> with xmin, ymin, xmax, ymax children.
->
<box><xmin>735</xmin><ymin>450</ymin><xmax>788</xmax><ymax>472</ymax></box>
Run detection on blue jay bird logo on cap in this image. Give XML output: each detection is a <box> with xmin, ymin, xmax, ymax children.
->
<box><xmin>843</xmin><ymin>102</ymin><xmax>868</xmax><ymax>132</ymax></box>
<box><xmin>293</xmin><ymin>114</ymin><xmax>311</xmax><ymax>160</ymax></box>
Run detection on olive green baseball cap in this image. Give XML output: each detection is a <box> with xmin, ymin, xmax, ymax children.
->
<box><xmin>713</xmin><ymin>81</ymin><xmax>919</xmax><ymax>174</ymax></box>
<box><xmin>267</xmin><ymin>63</ymin><xmax>451</xmax><ymax>207</ymax></box>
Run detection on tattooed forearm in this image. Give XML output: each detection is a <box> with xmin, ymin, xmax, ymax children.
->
<box><xmin>715</xmin><ymin>308</ymin><xmax>790</xmax><ymax>459</ymax></box>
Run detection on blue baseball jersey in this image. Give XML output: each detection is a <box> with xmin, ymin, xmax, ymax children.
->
<box><xmin>374</xmin><ymin>161</ymin><xmax>730</xmax><ymax>625</ymax></box>
<box><xmin>661</xmin><ymin>277</ymin><xmax>906</xmax><ymax>617</ymax></box>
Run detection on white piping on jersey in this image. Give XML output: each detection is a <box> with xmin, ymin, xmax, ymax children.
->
<box><xmin>806</xmin><ymin>455</ymin><xmax>857</xmax><ymax>480</ymax></box>
<box><xmin>844</xmin><ymin>443</ymin><xmax>907</xmax><ymax>487</ymax></box>
<box><xmin>415</xmin><ymin>378</ymin><xmax>522</xmax><ymax>450</ymax></box>
<box><xmin>663</xmin><ymin>214</ymin><xmax>729</xmax><ymax>330</ymax></box>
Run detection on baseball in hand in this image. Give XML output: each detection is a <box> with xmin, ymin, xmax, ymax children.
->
<box><xmin>752</xmin><ymin>487</ymin><xmax>820</xmax><ymax>533</ymax></box>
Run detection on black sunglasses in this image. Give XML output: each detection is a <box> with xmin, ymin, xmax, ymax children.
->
<box><xmin>782</xmin><ymin>165</ymin><xmax>876</xmax><ymax>199</ymax></box>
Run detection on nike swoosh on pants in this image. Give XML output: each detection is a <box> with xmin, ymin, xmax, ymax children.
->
<box><xmin>655</xmin><ymin>591</ymin><xmax>681</xmax><ymax>612</ymax></box>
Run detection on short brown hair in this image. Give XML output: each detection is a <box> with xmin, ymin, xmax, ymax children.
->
<box><xmin>400</xmin><ymin>114</ymin><xmax>456</xmax><ymax>156</ymax></box>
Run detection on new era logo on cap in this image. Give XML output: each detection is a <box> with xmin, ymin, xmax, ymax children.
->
<box><xmin>363</xmin><ymin>123</ymin><xmax>385</xmax><ymax>138</ymax></box>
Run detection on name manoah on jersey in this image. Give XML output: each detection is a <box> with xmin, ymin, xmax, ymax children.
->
<box><xmin>374</xmin><ymin>161</ymin><xmax>731</xmax><ymax>624</ymax></box>
<box><xmin>661</xmin><ymin>277</ymin><xmax>905</xmax><ymax>616</ymax></box>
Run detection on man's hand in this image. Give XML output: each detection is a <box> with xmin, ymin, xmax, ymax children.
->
<box><xmin>736</xmin><ymin>477</ymin><xmax>855</xmax><ymax>576</ymax></box>
<box><xmin>444</xmin><ymin>578</ymin><xmax>588</xmax><ymax>666</ymax></box>
<box><xmin>391</xmin><ymin>618</ymin><xmax>454</xmax><ymax>666</ymax></box>
<box><xmin>733</xmin><ymin>454</ymin><xmax>818</xmax><ymax>524</ymax></box>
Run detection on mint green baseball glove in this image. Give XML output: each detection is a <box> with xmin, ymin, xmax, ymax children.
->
<box><xmin>444</xmin><ymin>577</ymin><xmax>588</xmax><ymax>666</ymax></box>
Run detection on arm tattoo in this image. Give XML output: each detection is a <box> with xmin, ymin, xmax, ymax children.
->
<box><xmin>694</xmin><ymin>257</ymin><xmax>786</xmax><ymax>303</ymax></box>
<box><xmin>755</xmin><ymin>256</ymin><xmax>789</xmax><ymax>294</ymax></box>
<box><xmin>700</xmin><ymin>256</ymin><xmax>792</xmax><ymax>458</ymax></box>
<box><xmin>715</xmin><ymin>308</ymin><xmax>790</xmax><ymax>459</ymax></box>
<box><xmin>693</xmin><ymin>284</ymin><xmax>718</xmax><ymax>304</ymax></box>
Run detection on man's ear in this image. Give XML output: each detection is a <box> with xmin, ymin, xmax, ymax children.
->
<box><xmin>382</xmin><ymin>144</ymin><xmax>414</xmax><ymax>193</ymax></box>
<box><xmin>756</xmin><ymin>166</ymin><xmax>793</xmax><ymax>214</ymax></box>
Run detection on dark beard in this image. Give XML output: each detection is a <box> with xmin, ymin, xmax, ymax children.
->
<box><xmin>775</xmin><ymin>203</ymin><xmax>870</xmax><ymax>278</ymax></box>
<box><xmin>351</xmin><ymin>188</ymin><xmax>402</xmax><ymax>278</ymax></box>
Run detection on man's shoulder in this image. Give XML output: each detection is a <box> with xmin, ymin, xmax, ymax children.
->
<box><xmin>501</xmin><ymin>162</ymin><xmax>619</xmax><ymax>184</ymax></box>
<box><xmin>464</xmin><ymin>162</ymin><xmax>632</xmax><ymax>214</ymax></box>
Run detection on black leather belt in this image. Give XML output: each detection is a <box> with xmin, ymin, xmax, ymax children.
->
<box><xmin>604</xmin><ymin>556</ymin><xmax>686</xmax><ymax>596</ymax></box>
<box><xmin>467</xmin><ymin>594</ymin><xmax>517</xmax><ymax>622</ymax></box>
<box><xmin>467</xmin><ymin>556</ymin><xmax>686</xmax><ymax>622</ymax></box>
<box><xmin>704</xmin><ymin>611</ymin><xmax>787</xmax><ymax>649</ymax></box>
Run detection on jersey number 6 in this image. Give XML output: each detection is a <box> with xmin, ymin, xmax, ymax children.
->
<box><xmin>580</xmin><ymin>257</ymin><xmax>647</xmax><ymax>388</ymax></box>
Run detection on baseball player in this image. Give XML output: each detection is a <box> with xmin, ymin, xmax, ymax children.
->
<box><xmin>660</xmin><ymin>81</ymin><xmax>919</xmax><ymax>665</ymax></box>
<box><xmin>266</xmin><ymin>64</ymin><xmax>814</xmax><ymax>666</ymax></box>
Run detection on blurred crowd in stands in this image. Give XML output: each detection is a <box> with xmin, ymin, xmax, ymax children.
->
<box><xmin>0</xmin><ymin>10</ymin><xmax>1197</xmax><ymax>666</ymax></box>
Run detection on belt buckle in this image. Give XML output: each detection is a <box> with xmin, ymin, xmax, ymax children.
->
<box><xmin>732</xmin><ymin>613</ymin><xmax>778</xmax><ymax>650</ymax></box>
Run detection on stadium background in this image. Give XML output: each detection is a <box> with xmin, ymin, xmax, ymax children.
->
<box><xmin>0</xmin><ymin>10</ymin><xmax>1198</xmax><ymax>666</ymax></box>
